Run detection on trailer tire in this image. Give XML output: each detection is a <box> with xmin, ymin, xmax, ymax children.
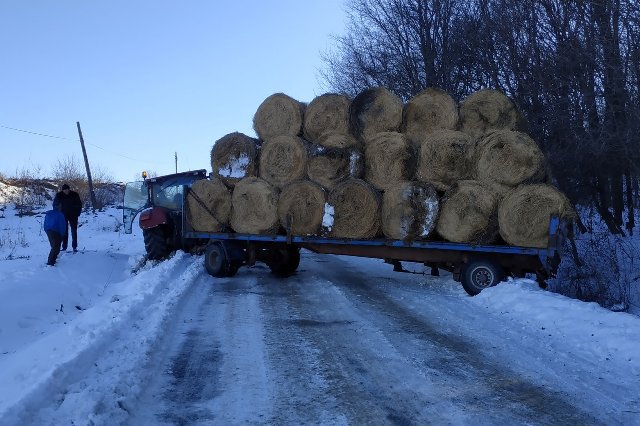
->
<box><xmin>461</xmin><ymin>260</ymin><xmax>504</xmax><ymax>296</ymax></box>
<box><xmin>143</xmin><ymin>227</ymin><xmax>170</xmax><ymax>260</ymax></box>
<box><xmin>204</xmin><ymin>243</ymin><xmax>230</xmax><ymax>278</ymax></box>
<box><xmin>227</xmin><ymin>262</ymin><xmax>240</xmax><ymax>277</ymax></box>
<box><xmin>269</xmin><ymin>247</ymin><xmax>300</xmax><ymax>277</ymax></box>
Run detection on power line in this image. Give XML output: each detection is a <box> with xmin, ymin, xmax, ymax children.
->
<box><xmin>0</xmin><ymin>124</ymin><xmax>75</xmax><ymax>142</ymax></box>
<box><xmin>0</xmin><ymin>123</ymin><xmax>141</xmax><ymax>162</ymax></box>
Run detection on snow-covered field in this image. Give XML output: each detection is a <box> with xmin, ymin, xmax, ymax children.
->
<box><xmin>0</xmin><ymin>201</ymin><xmax>639</xmax><ymax>424</ymax></box>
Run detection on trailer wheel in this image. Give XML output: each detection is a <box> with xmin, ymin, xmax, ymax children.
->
<box><xmin>461</xmin><ymin>260</ymin><xmax>504</xmax><ymax>296</ymax></box>
<box><xmin>226</xmin><ymin>262</ymin><xmax>240</xmax><ymax>277</ymax></box>
<box><xmin>143</xmin><ymin>227</ymin><xmax>170</xmax><ymax>260</ymax></box>
<box><xmin>204</xmin><ymin>243</ymin><xmax>230</xmax><ymax>278</ymax></box>
<box><xmin>269</xmin><ymin>247</ymin><xmax>300</xmax><ymax>277</ymax></box>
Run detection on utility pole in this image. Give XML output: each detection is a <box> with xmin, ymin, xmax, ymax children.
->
<box><xmin>175</xmin><ymin>152</ymin><xmax>178</xmax><ymax>173</ymax></box>
<box><xmin>77</xmin><ymin>122</ymin><xmax>98</xmax><ymax>212</ymax></box>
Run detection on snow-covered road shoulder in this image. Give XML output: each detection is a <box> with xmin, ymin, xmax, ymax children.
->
<box><xmin>470</xmin><ymin>278</ymin><xmax>640</xmax><ymax>376</ymax></box>
<box><xmin>0</xmin><ymin>206</ymin><xmax>205</xmax><ymax>423</ymax></box>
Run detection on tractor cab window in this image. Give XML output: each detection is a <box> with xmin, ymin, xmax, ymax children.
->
<box><xmin>152</xmin><ymin>180</ymin><xmax>184</xmax><ymax>210</ymax></box>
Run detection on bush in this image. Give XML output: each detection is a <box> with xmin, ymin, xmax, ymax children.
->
<box><xmin>551</xmin><ymin>230</ymin><xmax>639</xmax><ymax>311</ymax></box>
<box><xmin>51</xmin><ymin>156</ymin><xmax>122</xmax><ymax>209</ymax></box>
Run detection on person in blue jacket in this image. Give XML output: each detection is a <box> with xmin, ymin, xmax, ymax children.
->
<box><xmin>43</xmin><ymin>201</ymin><xmax>67</xmax><ymax>266</ymax></box>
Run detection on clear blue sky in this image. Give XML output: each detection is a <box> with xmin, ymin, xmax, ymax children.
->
<box><xmin>0</xmin><ymin>0</ymin><xmax>346</xmax><ymax>182</ymax></box>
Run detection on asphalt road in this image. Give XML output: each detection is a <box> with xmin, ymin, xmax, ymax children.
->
<box><xmin>129</xmin><ymin>252</ymin><xmax>600</xmax><ymax>425</ymax></box>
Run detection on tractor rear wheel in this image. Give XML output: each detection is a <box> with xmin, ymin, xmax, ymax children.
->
<box><xmin>143</xmin><ymin>227</ymin><xmax>170</xmax><ymax>260</ymax></box>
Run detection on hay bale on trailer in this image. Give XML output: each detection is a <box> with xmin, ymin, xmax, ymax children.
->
<box><xmin>278</xmin><ymin>180</ymin><xmax>326</xmax><ymax>235</ymax></box>
<box><xmin>253</xmin><ymin>93</ymin><xmax>305</xmax><ymax>140</ymax></box>
<box><xmin>474</xmin><ymin>130</ymin><xmax>546</xmax><ymax>187</ymax></box>
<box><xmin>303</xmin><ymin>94</ymin><xmax>351</xmax><ymax>142</ymax></box>
<box><xmin>414</xmin><ymin>130</ymin><xmax>475</xmax><ymax>192</ymax></box>
<box><xmin>307</xmin><ymin>145</ymin><xmax>363</xmax><ymax>190</ymax></box>
<box><xmin>259</xmin><ymin>135</ymin><xmax>309</xmax><ymax>189</ymax></box>
<box><xmin>316</xmin><ymin>132</ymin><xmax>360</xmax><ymax>149</ymax></box>
<box><xmin>186</xmin><ymin>179</ymin><xmax>232</xmax><ymax>232</ymax></box>
<box><xmin>364</xmin><ymin>132</ymin><xmax>416</xmax><ymax>191</ymax></box>
<box><xmin>230</xmin><ymin>177</ymin><xmax>279</xmax><ymax>234</ymax></box>
<box><xmin>498</xmin><ymin>184</ymin><xmax>573</xmax><ymax>248</ymax></box>
<box><xmin>210</xmin><ymin>132</ymin><xmax>260</xmax><ymax>187</ymax></box>
<box><xmin>459</xmin><ymin>89</ymin><xmax>519</xmax><ymax>137</ymax></box>
<box><xmin>436</xmin><ymin>180</ymin><xmax>502</xmax><ymax>244</ymax></box>
<box><xmin>402</xmin><ymin>88</ymin><xmax>458</xmax><ymax>139</ymax></box>
<box><xmin>382</xmin><ymin>181</ymin><xmax>440</xmax><ymax>240</ymax></box>
<box><xmin>349</xmin><ymin>87</ymin><xmax>403</xmax><ymax>142</ymax></box>
<box><xmin>326</xmin><ymin>179</ymin><xmax>381</xmax><ymax>239</ymax></box>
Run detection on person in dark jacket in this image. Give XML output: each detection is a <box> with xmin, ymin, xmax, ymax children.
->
<box><xmin>53</xmin><ymin>183</ymin><xmax>83</xmax><ymax>252</ymax></box>
<box><xmin>43</xmin><ymin>201</ymin><xmax>67</xmax><ymax>266</ymax></box>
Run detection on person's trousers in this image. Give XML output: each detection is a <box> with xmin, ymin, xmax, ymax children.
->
<box><xmin>62</xmin><ymin>216</ymin><xmax>79</xmax><ymax>250</ymax></box>
<box><xmin>46</xmin><ymin>230</ymin><xmax>62</xmax><ymax>265</ymax></box>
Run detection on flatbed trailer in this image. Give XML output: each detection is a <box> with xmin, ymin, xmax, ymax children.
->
<box><xmin>182</xmin><ymin>188</ymin><xmax>567</xmax><ymax>296</ymax></box>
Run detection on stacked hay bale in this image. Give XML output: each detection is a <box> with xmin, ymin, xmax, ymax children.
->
<box><xmin>196</xmin><ymin>87</ymin><xmax>571</xmax><ymax>247</ymax></box>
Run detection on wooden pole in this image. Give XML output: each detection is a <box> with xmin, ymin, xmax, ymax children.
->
<box><xmin>76</xmin><ymin>122</ymin><xmax>98</xmax><ymax>212</ymax></box>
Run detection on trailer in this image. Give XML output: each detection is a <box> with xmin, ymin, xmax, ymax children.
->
<box><xmin>123</xmin><ymin>171</ymin><xmax>567</xmax><ymax>296</ymax></box>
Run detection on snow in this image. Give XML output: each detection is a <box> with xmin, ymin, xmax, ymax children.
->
<box><xmin>322</xmin><ymin>202</ymin><xmax>334</xmax><ymax>230</ymax></box>
<box><xmin>0</xmin><ymin>190</ymin><xmax>639</xmax><ymax>423</ymax></box>
<box><xmin>218</xmin><ymin>153</ymin><xmax>250</xmax><ymax>178</ymax></box>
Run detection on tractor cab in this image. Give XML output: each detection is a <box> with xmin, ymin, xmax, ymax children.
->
<box><xmin>123</xmin><ymin>169</ymin><xmax>207</xmax><ymax>258</ymax></box>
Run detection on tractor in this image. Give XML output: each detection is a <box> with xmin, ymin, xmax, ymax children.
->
<box><xmin>123</xmin><ymin>169</ymin><xmax>207</xmax><ymax>259</ymax></box>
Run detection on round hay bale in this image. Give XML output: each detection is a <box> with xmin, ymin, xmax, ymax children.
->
<box><xmin>259</xmin><ymin>135</ymin><xmax>308</xmax><ymax>189</ymax></box>
<box><xmin>253</xmin><ymin>93</ymin><xmax>304</xmax><ymax>140</ymax></box>
<box><xmin>364</xmin><ymin>132</ymin><xmax>416</xmax><ymax>191</ymax></box>
<box><xmin>382</xmin><ymin>181</ymin><xmax>440</xmax><ymax>240</ymax></box>
<box><xmin>230</xmin><ymin>177</ymin><xmax>279</xmax><ymax>234</ymax></box>
<box><xmin>186</xmin><ymin>179</ymin><xmax>231</xmax><ymax>232</ymax></box>
<box><xmin>278</xmin><ymin>180</ymin><xmax>326</xmax><ymax>235</ymax></box>
<box><xmin>402</xmin><ymin>88</ymin><xmax>458</xmax><ymax>138</ymax></box>
<box><xmin>210</xmin><ymin>132</ymin><xmax>260</xmax><ymax>187</ymax></box>
<box><xmin>475</xmin><ymin>130</ymin><xmax>546</xmax><ymax>187</ymax></box>
<box><xmin>307</xmin><ymin>145</ymin><xmax>364</xmax><ymax>190</ymax></box>
<box><xmin>436</xmin><ymin>180</ymin><xmax>502</xmax><ymax>243</ymax></box>
<box><xmin>349</xmin><ymin>87</ymin><xmax>403</xmax><ymax>141</ymax></box>
<box><xmin>499</xmin><ymin>184</ymin><xmax>573</xmax><ymax>248</ymax></box>
<box><xmin>316</xmin><ymin>131</ymin><xmax>360</xmax><ymax>149</ymax></box>
<box><xmin>303</xmin><ymin>94</ymin><xmax>351</xmax><ymax>142</ymax></box>
<box><xmin>326</xmin><ymin>179</ymin><xmax>380</xmax><ymax>239</ymax></box>
<box><xmin>414</xmin><ymin>130</ymin><xmax>475</xmax><ymax>191</ymax></box>
<box><xmin>459</xmin><ymin>89</ymin><xmax>519</xmax><ymax>137</ymax></box>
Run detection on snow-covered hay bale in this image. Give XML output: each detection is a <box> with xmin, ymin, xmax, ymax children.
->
<box><xmin>499</xmin><ymin>184</ymin><xmax>573</xmax><ymax>248</ymax></box>
<box><xmin>316</xmin><ymin>132</ymin><xmax>359</xmax><ymax>149</ymax></box>
<box><xmin>210</xmin><ymin>132</ymin><xmax>259</xmax><ymax>187</ymax></box>
<box><xmin>326</xmin><ymin>179</ymin><xmax>380</xmax><ymax>239</ymax></box>
<box><xmin>475</xmin><ymin>130</ymin><xmax>545</xmax><ymax>187</ymax></box>
<box><xmin>230</xmin><ymin>177</ymin><xmax>279</xmax><ymax>234</ymax></box>
<box><xmin>436</xmin><ymin>180</ymin><xmax>501</xmax><ymax>243</ymax></box>
<box><xmin>303</xmin><ymin>94</ymin><xmax>351</xmax><ymax>142</ymax></box>
<box><xmin>414</xmin><ymin>130</ymin><xmax>475</xmax><ymax>191</ymax></box>
<box><xmin>349</xmin><ymin>87</ymin><xmax>403</xmax><ymax>142</ymax></box>
<box><xmin>382</xmin><ymin>181</ymin><xmax>439</xmax><ymax>240</ymax></box>
<box><xmin>307</xmin><ymin>145</ymin><xmax>363</xmax><ymax>190</ymax></box>
<box><xmin>186</xmin><ymin>179</ymin><xmax>231</xmax><ymax>232</ymax></box>
<box><xmin>278</xmin><ymin>180</ymin><xmax>326</xmax><ymax>235</ymax></box>
<box><xmin>253</xmin><ymin>93</ymin><xmax>304</xmax><ymax>140</ymax></box>
<box><xmin>258</xmin><ymin>135</ymin><xmax>308</xmax><ymax>189</ymax></box>
<box><xmin>402</xmin><ymin>88</ymin><xmax>458</xmax><ymax>138</ymax></box>
<box><xmin>459</xmin><ymin>89</ymin><xmax>519</xmax><ymax>137</ymax></box>
<box><xmin>365</xmin><ymin>132</ymin><xmax>416</xmax><ymax>191</ymax></box>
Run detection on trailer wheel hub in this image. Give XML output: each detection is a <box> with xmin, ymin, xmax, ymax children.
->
<box><xmin>471</xmin><ymin>266</ymin><xmax>494</xmax><ymax>288</ymax></box>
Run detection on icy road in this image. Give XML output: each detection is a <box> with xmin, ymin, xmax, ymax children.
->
<box><xmin>0</xmin><ymin>206</ymin><xmax>639</xmax><ymax>425</ymax></box>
